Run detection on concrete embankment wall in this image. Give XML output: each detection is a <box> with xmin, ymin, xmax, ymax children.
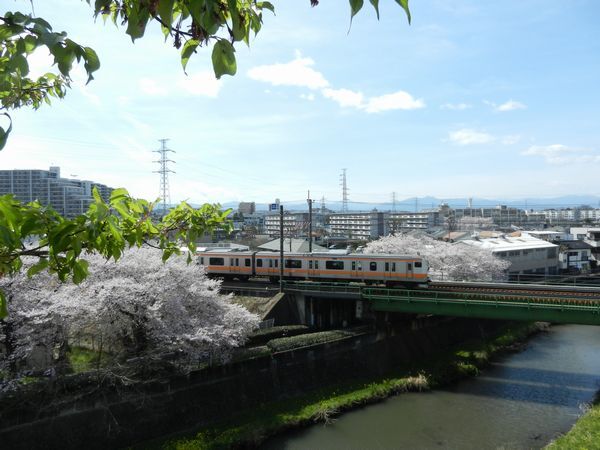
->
<box><xmin>0</xmin><ymin>317</ymin><xmax>506</xmax><ymax>449</ymax></box>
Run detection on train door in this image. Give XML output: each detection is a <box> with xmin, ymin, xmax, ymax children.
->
<box><xmin>406</xmin><ymin>261</ymin><xmax>414</xmax><ymax>280</ymax></box>
<box><xmin>230</xmin><ymin>257</ymin><xmax>240</xmax><ymax>275</ymax></box>
<box><xmin>351</xmin><ymin>260</ymin><xmax>362</xmax><ymax>279</ymax></box>
<box><xmin>384</xmin><ymin>261</ymin><xmax>392</xmax><ymax>280</ymax></box>
<box><xmin>307</xmin><ymin>258</ymin><xmax>319</xmax><ymax>279</ymax></box>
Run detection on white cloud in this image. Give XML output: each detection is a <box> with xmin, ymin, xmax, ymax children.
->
<box><xmin>177</xmin><ymin>71</ymin><xmax>223</xmax><ymax>97</ymax></box>
<box><xmin>448</xmin><ymin>128</ymin><xmax>494</xmax><ymax>145</ymax></box>
<box><xmin>521</xmin><ymin>144</ymin><xmax>600</xmax><ymax>164</ymax></box>
<box><xmin>364</xmin><ymin>91</ymin><xmax>426</xmax><ymax>113</ymax></box>
<box><xmin>248</xmin><ymin>54</ymin><xmax>424</xmax><ymax>114</ymax></box>
<box><xmin>247</xmin><ymin>56</ymin><xmax>329</xmax><ymax>90</ymax></box>
<box><xmin>441</xmin><ymin>103</ymin><xmax>471</xmax><ymax>110</ymax></box>
<box><xmin>501</xmin><ymin>134</ymin><xmax>521</xmax><ymax>145</ymax></box>
<box><xmin>300</xmin><ymin>93</ymin><xmax>315</xmax><ymax>101</ymax></box>
<box><xmin>322</xmin><ymin>88</ymin><xmax>364</xmax><ymax>108</ymax></box>
<box><xmin>485</xmin><ymin>99</ymin><xmax>527</xmax><ymax>112</ymax></box>
<box><xmin>139</xmin><ymin>77</ymin><xmax>169</xmax><ymax>96</ymax></box>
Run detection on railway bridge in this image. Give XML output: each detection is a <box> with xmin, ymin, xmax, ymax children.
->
<box><xmin>280</xmin><ymin>281</ymin><xmax>600</xmax><ymax>326</ymax></box>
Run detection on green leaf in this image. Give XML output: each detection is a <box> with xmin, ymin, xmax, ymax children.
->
<box><xmin>27</xmin><ymin>259</ymin><xmax>49</xmax><ymax>277</ymax></box>
<box><xmin>257</xmin><ymin>2</ymin><xmax>275</xmax><ymax>13</ymax></box>
<box><xmin>9</xmin><ymin>53</ymin><xmax>29</xmax><ymax>76</ymax></box>
<box><xmin>369</xmin><ymin>0</ymin><xmax>380</xmax><ymax>20</ymax></box>
<box><xmin>126</xmin><ymin>5</ymin><xmax>150</xmax><ymax>41</ymax></box>
<box><xmin>350</xmin><ymin>0</ymin><xmax>364</xmax><ymax>21</ymax></box>
<box><xmin>0</xmin><ymin>113</ymin><xmax>13</xmax><ymax>151</ymax></box>
<box><xmin>395</xmin><ymin>0</ymin><xmax>411</xmax><ymax>24</ymax></box>
<box><xmin>181</xmin><ymin>39</ymin><xmax>199</xmax><ymax>72</ymax></box>
<box><xmin>72</xmin><ymin>259</ymin><xmax>89</xmax><ymax>284</ymax></box>
<box><xmin>0</xmin><ymin>290</ymin><xmax>7</xmax><ymax>319</ymax></box>
<box><xmin>158</xmin><ymin>0</ymin><xmax>176</xmax><ymax>30</ymax></box>
<box><xmin>211</xmin><ymin>39</ymin><xmax>237</xmax><ymax>79</ymax></box>
<box><xmin>83</xmin><ymin>47</ymin><xmax>100</xmax><ymax>84</ymax></box>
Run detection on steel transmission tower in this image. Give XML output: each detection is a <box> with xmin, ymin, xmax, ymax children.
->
<box><xmin>153</xmin><ymin>139</ymin><xmax>175</xmax><ymax>216</ymax></box>
<box><xmin>340</xmin><ymin>169</ymin><xmax>349</xmax><ymax>212</ymax></box>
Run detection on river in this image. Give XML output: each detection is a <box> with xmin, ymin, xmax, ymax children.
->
<box><xmin>263</xmin><ymin>324</ymin><xmax>600</xmax><ymax>450</ymax></box>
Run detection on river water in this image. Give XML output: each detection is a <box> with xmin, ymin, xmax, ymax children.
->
<box><xmin>263</xmin><ymin>325</ymin><xmax>600</xmax><ymax>450</ymax></box>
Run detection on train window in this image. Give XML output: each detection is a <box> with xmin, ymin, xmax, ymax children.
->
<box><xmin>309</xmin><ymin>260</ymin><xmax>313</xmax><ymax>269</ymax></box>
<box><xmin>315</xmin><ymin>260</ymin><xmax>319</xmax><ymax>269</ymax></box>
<box><xmin>357</xmin><ymin>262</ymin><xmax>362</xmax><ymax>271</ymax></box>
<box><xmin>269</xmin><ymin>259</ymin><xmax>273</xmax><ymax>268</ymax></box>
<box><xmin>407</xmin><ymin>263</ymin><xmax>412</xmax><ymax>270</ymax></box>
<box><xmin>275</xmin><ymin>260</ymin><xmax>278</xmax><ymax>267</ymax></box>
<box><xmin>352</xmin><ymin>261</ymin><xmax>356</xmax><ymax>270</ymax></box>
<box><xmin>209</xmin><ymin>257</ymin><xmax>224</xmax><ymax>266</ymax></box>
<box><xmin>370</xmin><ymin>262</ymin><xmax>377</xmax><ymax>271</ymax></box>
<box><xmin>385</xmin><ymin>262</ymin><xmax>389</xmax><ymax>271</ymax></box>
<box><xmin>235</xmin><ymin>258</ymin><xmax>239</xmax><ymax>266</ymax></box>
<box><xmin>325</xmin><ymin>260</ymin><xmax>344</xmax><ymax>270</ymax></box>
<box><xmin>245</xmin><ymin>259</ymin><xmax>251</xmax><ymax>267</ymax></box>
<box><xmin>392</xmin><ymin>262</ymin><xmax>396</xmax><ymax>272</ymax></box>
<box><xmin>257</xmin><ymin>259</ymin><xmax>263</xmax><ymax>267</ymax></box>
<box><xmin>285</xmin><ymin>259</ymin><xmax>302</xmax><ymax>268</ymax></box>
<box><xmin>415</xmin><ymin>261</ymin><xmax>422</xmax><ymax>268</ymax></box>
<box><xmin>200</xmin><ymin>257</ymin><xmax>204</xmax><ymax>265</ymax></box>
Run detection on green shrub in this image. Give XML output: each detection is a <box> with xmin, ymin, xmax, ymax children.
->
<box><xmin>267</xmin><ymin>330</ymin><xmax>353</xmax><ymax>352</ymax></box>
<box><xmin>246</xmin><ymin>325</ymin><xmax>309</xmax><ymax>346</ymax></box>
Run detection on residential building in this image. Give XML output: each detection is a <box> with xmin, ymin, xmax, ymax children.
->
<box><xmin>0</xmin><ymin>166</ymin><xmax>113</xmax><ymax>217</ymax></box>
<box><xmin>387</xmin><ymin>211</ymin><xmax>440</xmax><ymax>232</ymax></box>
<box><xmin>580</xmin><ymin>208</ymin><xmax>600</xmax><ymax>223</ymax></box>
<box><xmin>557</xmin><ymin>240</ymin><xmax>593</xmax><ymax>272</ymax></box>
<box><xmin>460</xmin><ymin>233</ymin><xmax>559</xmax><ymax>277</ymax></box>
<box><xmin>452</xmin><ymin>205</ymin><xmax>525</xmax><ymax>226</ymax></box>
<box><xmin>328</xmin><ymin>211</ymin><xmax>386</xmax><ymax>241</ymax></box>
<box><xmin>264</xmin><ymin>212</ymin><xmax>309</xmax><ymax>238</ymax></box>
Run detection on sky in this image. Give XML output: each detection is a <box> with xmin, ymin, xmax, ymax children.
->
<box><xmin>1</xmin><ymin>0</ymin><xmax>600</xmax><ymax>207</ymax></box>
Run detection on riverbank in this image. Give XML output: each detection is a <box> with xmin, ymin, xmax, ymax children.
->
<box><xmin>546</xmin><ymin>394</ymin><xmax>600</xmax><ymax>449</ymax></box>
<box><xmin>158</xmin><ymin>321</ymin><xmax>546</xmax><ymax>450</ymax></box>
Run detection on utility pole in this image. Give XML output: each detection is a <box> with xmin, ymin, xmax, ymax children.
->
<box><xmin>340</xmin><ymin>169</ymin><xmax>349</xmax><ymax>212</ymax></box>
<box><xmin>308</xmin><ymin>190</ymin><xmax>313</xmax><ymax>252</ymax></box>
<box><xmin>279</xmin><ymin>205</ymin><xmax>284</xmax><ymax>293</ymax></box>
<box><xmin>153</xmin><ymin>139</ymin><xmax>175</xmax><ymax>216</ymax></box>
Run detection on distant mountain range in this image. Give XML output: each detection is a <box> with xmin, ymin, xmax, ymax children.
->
<box><xmin>215</xmin><ymin>195</ymin><xmax>600</xmax><ymax>213</ymax></box>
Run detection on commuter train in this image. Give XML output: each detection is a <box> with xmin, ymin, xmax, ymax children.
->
<box><xmin>196</xmin><ymin>250</ymin><xmax>430</xmax><ymax>287</ymax></box>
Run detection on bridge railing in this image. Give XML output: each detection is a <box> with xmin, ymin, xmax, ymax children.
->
<box><xmin>362</xmin><ymin>287</ymin><xmax>600</xmax><ymax>312</ymax></box>
<box><xmin>281</xmin><ymin>281</ymin><xmax>362</xmax><ymax>295</ymax></box>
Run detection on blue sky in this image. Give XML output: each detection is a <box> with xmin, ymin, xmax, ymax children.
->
<box><xmin>1</xmin><ymin>0</ymin><xmax>599</xmax><ymax>206</ymax></box>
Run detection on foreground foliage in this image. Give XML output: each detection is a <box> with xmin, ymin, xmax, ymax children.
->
<box><xmin>0</xmin><ymin>188</ymin><xmax>231</xmax><ymax>318</ymax></box>
<box><xmin>0</xmin><ymin>247</ymin><xmax>259</xmax><ymax>379</ymax></box>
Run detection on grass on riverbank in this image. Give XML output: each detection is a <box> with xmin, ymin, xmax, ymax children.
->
<box><xmin>546</xmin><ymin>398</ymin><xmax>600</xmax><ymax>449</ymax></box>
<box><xmin>158</xmin><ymin>322</ymin><xmax>544</xmax><ymax>450</ymax></box>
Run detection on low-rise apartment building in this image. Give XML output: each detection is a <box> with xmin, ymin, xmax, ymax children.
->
<box><xmin>264</xmin><ymin>212</ymin><xmax>309</xmax><ymax>238</ymax></box>
<box><xmin>460</xmin><ymin>233</ymin><xmax>559</xmax><ymax>276</ymax></box>
<box><xmin>328</xmin><ymin>211</ymin><xmax>386</xmax><ymax>240</ymax></box>
<box><xmin>387</xmin><ymin>211</ymin><xmax>440</xmax><ymax>232</ymax></box>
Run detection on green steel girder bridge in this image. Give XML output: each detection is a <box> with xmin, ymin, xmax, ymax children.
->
<box><xmin>281</xmin><ymin>281</ymin><xmax>600</xmax><ymax>326</ymax></box>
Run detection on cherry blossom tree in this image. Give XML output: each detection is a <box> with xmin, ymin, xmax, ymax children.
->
<box><xmin>365</xmin><ymin>233</ymin><xmax>509</xmax><ymax>281</ymax></box>
<box><xmin>0</xmin><ymin>247</ymin><xmax>259</xmax><ymax>378</ymax></box>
